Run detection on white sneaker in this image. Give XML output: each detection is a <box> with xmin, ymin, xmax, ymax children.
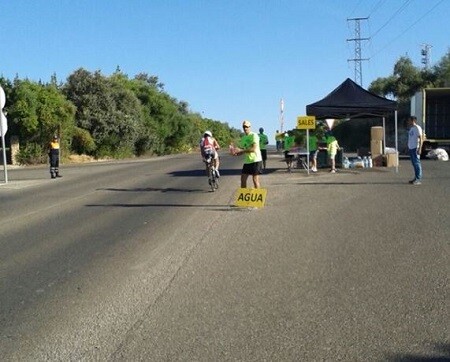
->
<box><xmin>330</xmin><ymin>169</ymin><xmax>336</xmax><ymax>173</ymax></box>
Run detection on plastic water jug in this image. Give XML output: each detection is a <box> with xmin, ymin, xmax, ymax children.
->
<box><xmin>343</xmin><ymin>157</ymin><xmax>350</xmax><ymax>169</ymax></box>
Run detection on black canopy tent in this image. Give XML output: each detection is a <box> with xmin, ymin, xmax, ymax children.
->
<box><xmin>306</xmin><ymin>78</ymin><xmax>398</xmax><ymax>170</ymax></box>
<box><xmin>306</xmin><ymin>78</ymin><xmax>397</xmax><ymax>118</ymax></box>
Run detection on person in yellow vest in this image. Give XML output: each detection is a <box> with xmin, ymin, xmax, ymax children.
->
<box><xmin>275</xmin><ymin>130</ymin><xmax>283</xmax><ymax>152</ymax></box>
<box><xmin>326</xmin><ymin>131</ymin><xmax>340</xmax><ymax>173</ymax></box>
<box><xmin>48</xmin><ymin>135</ymin><xmax>62</xmax><ymax>179</ymax></box>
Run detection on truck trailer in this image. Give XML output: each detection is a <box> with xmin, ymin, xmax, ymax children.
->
<box><xmin>410</xmin><ymin>87</ymin><xmax>450</xmax><ymax>157</ymax></box>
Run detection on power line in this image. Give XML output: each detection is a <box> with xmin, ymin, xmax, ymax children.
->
<box><xmin>371</xmin><ymin>0</ymin><xmax>412</xmax><ymax>39</ymax></box>
<box><xmin>368</xmin><ymin>0</ymin><xmax>388</xmax><ymax>17</ymax></box>
<box><xmin>370</xmin><ymin>0</ymin><xmax>444</xmax><ymax>59</ymax></box>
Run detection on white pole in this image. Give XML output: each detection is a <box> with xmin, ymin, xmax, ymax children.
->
<box><xmin>280</xmin><ymin>98</ymin><xmax>284</xmax><ymax>133</ymax></box>
<box><xmin>306</xmin><ymin>129</ymin><xmax>310</xmax><ymax>175</ymax></box>
<box><xmin>395</xmin><ymin>111</ymin><xmax>398</xmax><ymax>173</ymax></box>
<box><xmin>382</xmin><ymin>117</ymin><xmax>386</xmax><ymax>155</ymax></box>
<box><xmin>0</xmin><ymin>86</ymin><xmax>7</xmax><ymax>184</ymax></box>
<box><xmin>0</xmin><ymin>124</ymin><xmax>7</xmax><ymax>184</ymax></box>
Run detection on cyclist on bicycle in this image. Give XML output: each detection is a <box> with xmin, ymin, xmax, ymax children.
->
<box><xmin>200</xmin><ymin>130</ymin><xmax>220</xmax><ymax>177</ymax></box>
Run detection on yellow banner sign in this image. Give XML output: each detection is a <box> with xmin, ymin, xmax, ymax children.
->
<box><xmin>297</xmin><ymin>116</ymin><xmax>316</xmax><ymax>129</ymax></box>
<box><xmin>234</xmin><ymin>188</ymin><xmax>267</xmax><ymax>208</ymax></box>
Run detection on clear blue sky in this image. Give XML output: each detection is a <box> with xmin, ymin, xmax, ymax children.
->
<box><xmin>1</xmin><ymin>0</ymin><xmax>448</xmax><ymax>142</ymax></box>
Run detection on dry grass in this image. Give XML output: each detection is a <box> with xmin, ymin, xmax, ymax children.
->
<box><xmin>67</xmin><ymin>154</ymin><xmax>97</xmax><ymax>163</ymax></box>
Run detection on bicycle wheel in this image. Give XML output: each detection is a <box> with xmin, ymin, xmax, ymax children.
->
<box><xmin>209</xmin><ymin>167</ymin><xmax>216</xmax><ymax>192</ymax></box>
<box><xmin>213</xmin><ymin>172</ymin><xmax>219</xmax><ymax>190</ymax></box>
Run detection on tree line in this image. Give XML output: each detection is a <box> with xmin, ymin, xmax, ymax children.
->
<box><xmin>0</xmin><ymin>68</ymin><xmax>241</xmax><ymax>164</ymax></box>
<box><xmin>368</xmin><ymin>50</ymin><xmax>450</xmax><ymax>102</ymax></box>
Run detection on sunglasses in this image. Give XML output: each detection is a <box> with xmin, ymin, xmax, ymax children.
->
<box><xmin>243</xmin><ymin>125</ymin><xmax>250</xmax><ymax>129</ymax></box>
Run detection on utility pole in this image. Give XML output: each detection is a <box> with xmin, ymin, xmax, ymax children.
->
<box><xmin>280</xmin><ymin>98</ymin><xmax>284</xmax><ymax>133</ymax></box>
<box><xmin>421</xmin><ymin>43</ymin><xmax>432</xmax><ymax>69</ymax></box>
<box><xmin>347</xmin><ymin>17</ymin><xmax>370</xmax><ymax>86</ymax></box>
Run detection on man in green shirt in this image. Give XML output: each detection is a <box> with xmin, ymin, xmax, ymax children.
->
<box><xmin>258</xmin><ymin>127</ymin><xmax>269</xmax><ymax>170</ymax></box>
<box><xmin>308</xmin><ymin>132</ymin><xmax>318</xmax><ymax>172</ymax></box>
<box><xmin>233</xmin><ymin>120</ymin><xmax>263</xmax><ymax>188</ymax></box>
<box><xmin>283</xmin><ymin>132</ymin><xmax>295</xmax><ymax>172</ymax></box>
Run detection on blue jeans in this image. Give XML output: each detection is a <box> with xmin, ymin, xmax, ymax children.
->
<box><xmin>409</xmin><ymin>148</ymin><xmax>422</xmax><ymax>180</ymax></box>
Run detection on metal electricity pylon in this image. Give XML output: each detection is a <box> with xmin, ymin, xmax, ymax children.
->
<box><xmin>421</xmin><ymin>43</ymin><xmax>432</xmax><ymax>69</ymax></box>
<box><xmin>347</xmin><ymin>17</ymin><xmax>370</xmax><ymax>86</ymax></box>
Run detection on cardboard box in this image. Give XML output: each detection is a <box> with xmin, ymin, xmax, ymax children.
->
<box><xmin>372</xmin><ymin>154</ymin><xmax>383</xmax><ymax>167</ymax></box>
<box><xmin>371</xmin><ymin>126</ymin><xmax>383</xmax><ymax>141</ymax></box>
<box><xmin>371</xmin><ymin>140</ymin><xmax>383</xmax><ymax>156</ymax></box>
<box><xmin>384</xmin><ymin>152</ymin><xmax>398</xmax><ymax>167</ymax></box>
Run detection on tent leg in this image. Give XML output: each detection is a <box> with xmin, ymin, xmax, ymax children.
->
<box><xmin>395</xmin><ymin>111</ymin><xmax>398</xmax><ymax>173</ymax></box>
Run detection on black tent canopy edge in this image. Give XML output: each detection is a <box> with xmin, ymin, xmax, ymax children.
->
<box><xmin>306</xmin><ymin>78</ymin><xmax>397</xmax><ymax>120</ymax></box>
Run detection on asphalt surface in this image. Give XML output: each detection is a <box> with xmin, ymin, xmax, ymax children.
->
<box><xmin>0</xmin><ymin>151</ymin><xmax>449</xmax><ymax>361</ymax></box>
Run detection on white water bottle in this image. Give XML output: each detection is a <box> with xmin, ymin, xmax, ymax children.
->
<box><xmin>343</xmin><ymin>156</ymin><xmax>350</xmax><ymax>169</ymax></box>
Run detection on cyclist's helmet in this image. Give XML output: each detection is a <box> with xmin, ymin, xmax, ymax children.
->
<box><xmin>204</xmin><ymin>130</ymin><xmax>212</xmax><ymax>137</ymax></box>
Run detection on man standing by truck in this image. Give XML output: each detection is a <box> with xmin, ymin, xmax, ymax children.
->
<box><xmin>407</xmin><ymin>116</ymin><xmax>424</xmax><ymax>185</ymax></box>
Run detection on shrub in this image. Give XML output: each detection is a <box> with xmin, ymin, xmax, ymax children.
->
<box><xmin>71</xmin><ymin>127</ymin><xmax>96</xmax><ymax>155</ymax></box>
<box><xmin>16</xmin><ymin>143</ymin><xmax>45</xmax><ymax>165</ymax></box>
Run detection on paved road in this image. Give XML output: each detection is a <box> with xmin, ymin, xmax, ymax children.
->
<box><xmin>0</xmin><ymin>152</ymin><xmax>449</xmax><ymax>361</ymax></box>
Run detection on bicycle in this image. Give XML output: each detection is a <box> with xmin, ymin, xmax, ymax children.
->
<box><xmin>204</xmin><ymin>154</ymin><xmax>219</xmax><ymax>192</ymax></box>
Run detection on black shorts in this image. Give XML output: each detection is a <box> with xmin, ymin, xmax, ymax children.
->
<box><xmin>242</xmin><ymin>161</ymin><xmax>262</xmax><ymax>175</ymax></box>
<box><xmin>261</xmin><ymin>149</ymin><xmax>267</xmax><ymax>161</ymax></box>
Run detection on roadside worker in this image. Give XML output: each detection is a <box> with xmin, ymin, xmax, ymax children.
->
<box><xmin>258</xmin><ymin>127</ymin><xmax>269</xmax><ymax>170</ymax></box>
<box><xmin>200</xmin><ymin>130</ymin><xmax>220</xmax><ymax>177</ymax></box>
<box><xmin>232</xmin><ymin>120</ymin><xmax>262</xmax><ymax>188</ymax></box>
<box><xmin>275</xmin><ymin>130</ymin><xmax>283</xmax><ymax>152</ymax></box>
<box><xmin>283</xmin><ymin>132</ymin><xmax>296</xmax><ymax>172</ymax></box>
<box><xmin>48</xmin><ymin>135</ymin><xmax>62</xmax><ymax>179</ymax></box>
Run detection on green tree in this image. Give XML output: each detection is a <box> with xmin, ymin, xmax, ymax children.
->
<box><xmin>3</xmin><ymin>67</ymin><xmax>240</xmax><ymax>162</ymax></box>
<box><xmin>64</xmin><ymin>68</ymin><xmax>143</xmax><ymax>157</ymax></box>
<box><xmin>433</xmin><ymin>49</ymin><xmax>450</xmax><ymax>87</ymax></box>
<box><xmin>392</xmin><ymin>57</ymin><xmax>426</xmax><ymax>101</ymax></box>
<box><xmin>369</xmin><ymin>56</ymin><xmax>426</xmax><ymax>102</ymax></box>
<box><xmin>8</xmin><ymin>79</ymin><xmax>40</xmax><ymax>140</ymax></box>
<box><xmin>8</xmin><ymin>79</ymin><xmax>75</xmax><ymax>150</ymax></box>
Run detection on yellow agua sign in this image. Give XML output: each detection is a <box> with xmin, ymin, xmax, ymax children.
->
<box><xmin>297</xmin><ymin>116</ymin><xmax>316</xmax><ymax>129</ymax></box>
<box><xmin>234</xmin><ymin>188</ymin><xmax>267</xmax><ymax>208</ymax></box>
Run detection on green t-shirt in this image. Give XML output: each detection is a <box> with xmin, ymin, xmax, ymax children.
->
<box><xmin>283</xmin><ymin>135</ymin><xmax>295</xmax><ymax>151</ymax></box>
<box><xmin>259</xmin><ymin>133</ymin><xmax>268</xmax><ymax>150</ymax></box>
<box><xmin>239</xmin><ymin>132</ymin><xmax>262</xmax><ymax>164</ymax></box>
<box><xmin>308</xmin><ymin>135</ymin><xmax>318</xmax><ymax>151</ymax></box>
<box><xmin>326</xmin><ymin>136</ymin><xmax>339</xmax><ymax>154</ymax></box>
